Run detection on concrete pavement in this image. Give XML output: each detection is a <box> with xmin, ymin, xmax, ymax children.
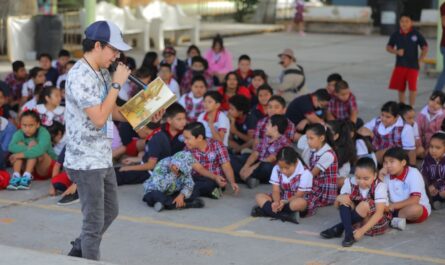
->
<box><xmin>0</xmin><ymin>31</ymin><xmax>443</xmax><ymax>265</ymax></box>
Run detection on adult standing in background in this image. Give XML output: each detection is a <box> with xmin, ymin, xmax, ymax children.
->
<box><xmin>276</xmin><ymin>48</ymin><xmax>307</xmax><ymax>103</ymax></box>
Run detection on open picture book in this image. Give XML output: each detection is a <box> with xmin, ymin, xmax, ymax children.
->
<box><xmin>119</xmin><ymin>77</ymin><xmax>177</xmax><ymax>131</ymax></box>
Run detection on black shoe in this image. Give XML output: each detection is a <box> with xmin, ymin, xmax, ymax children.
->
<box><xmin>185</xmin><ymin>198</ymin><xmax>205</xmax><ymax>209</ymax></box>
<box><xmin>246</xmin><ymin>178</ymin><xmax>259</xmax><ymax>189</ymax></box>
<box><xmin>320</xmin><ymin>226</ymin><xmax>343</xmax><ymax>239</ymax></box>
<box><xmin>250</xmin><ymin>206</ymin><xmax>265</xmax><ymax>217</ymax></box>
<box><xmin>57</xmin><ymin>192</ymin><xmax>80</xmax><ymax>206</ymax></box>
<box><xmin>67</xmin><ymin>239</ymin><xmax>82</xmax><ymax>257</ymax></box>
<box><xmin>279</xmin><ymin>212</ymin><xmax>300</xmax><ymax>224</ymax></box>
<box><xmin>342</xmin><ymin>237</ymin><xmax>355</xmax><ymax>247</ymax></box>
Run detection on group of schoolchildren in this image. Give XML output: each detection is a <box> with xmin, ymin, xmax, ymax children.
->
<box><xmin>0</xmin><ymin>17</ymin><xmax>443</xmax><ymax>248</ymax></box>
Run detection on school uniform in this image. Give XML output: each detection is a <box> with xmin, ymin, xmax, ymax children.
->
<box><xmin>387</xmin><ymin>28</ymin><xmax>427</xmax><ymax>92</ymax></box>
<box><xmin>35</xmin><ymin>104</ymin><xmax>65</xmax><ymax>126</ymax></box>
<box><xmin>421</xmin><ymin>154</ymin><xmax>445</xmax><ymax>193</ymax></box>
<box><xmin>416</xmin><ymin>106</ymin><xmax>445</xmax><ymax>149</ymax></box>
<box><xmin>115</xmin><ymin>128</ymin><xmax>171</xmax><ymax>186</ymax></box>
<box><xmin>217</xmin><ymin>86</ymin><xmax>252</xmax><ymax>112</ymax></box>
<box><xmin>243</xmin><ymin>135</ymin><xmax>291</xmax><ymax>183</ymax></box>
<box><xmin>364</xmin><ymin>116</ymin><xmax>415</xmax><ymax>151</ymax></box>
<box><xmin>302</xmin><ymin>143</ymin><xmax>338</xmax><ymax>209</ymax></box>
<box><xmin>21</xmin><ymin>80</ymin><xmax>52</xmax><ymax>100</ymax></box>
<box><xmin>254</xmin><ymin>116</ymin><xmax>295</xmax><ymax>142</ymax></box>
<box><xmin>235</xmin><ymin>69</ymin><xmax>253</xmax><ymax>88</ymax></box>
<box><xmin>231</xmin><ymin>115</ymin><xmax>249</xmax><ymax>147</ymax></box>
<box><xmin>355</xmin><ymin>138</ymin><xmax>377</xmax><ymax>166</ymax></box>
<box><xmin>341</xmin><ymin>177</ymin><xmax>391</xmax><ymax>236</ymax></box>
<box><xmin>161</xmin><ymin>123</ymin><xmax>185</xmax><ymax>155</ymax></box>
<box><xmin>187</xmin><ymin>138</ymin><xmax>230</xmax><ymax>198</ymax></box>
<box><xmin>269</xmin><ymin>162</ymin><xmax>314</xmax><ymax>214</ymax></box>
<box><xmin>197</xmin><ymin>110</ymin><xmax>230</xmax><ymax>147</ymax></box>
<box><xmin>327</xmin><ymin>93</ymin><xmax>358</xmax><ymax>121</ymax></box>
<box><xmin>246</xmin><ymin>104</ymin><xmax>267</xmax><ymax>136</ymax></box>
<box><xmin>178</xmin><ymin>92</ymin><xmax>204</xmax><ymax>122</ymax></box>
<box><xmin>383</xmin><ymin>166</ymin><xmax>431</xmax><ymax>223</ymax></box>
<box><xmin>166</xmin><ymin>78</ymin><xmax>181</xmax><ymax>100</ymax></box>
<box><xmin>286</xmin><ymin>94</ymin><xmax>321</xmax><ymax>130</ymax></box>
<box><xmin>4</xmin><ymin>72</ymin><xmax>25</xmax><ymax>100</ymax></box>
<box><xmin>51</xmin><ymin>147</ymin><xmax>73</xmax><ymax>192</ymax></box>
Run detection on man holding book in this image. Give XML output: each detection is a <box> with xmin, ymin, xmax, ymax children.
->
<box><xmin>64</xmin><ymin>20</ymin><xmax>161</xmax><ymax>261</ymax></box>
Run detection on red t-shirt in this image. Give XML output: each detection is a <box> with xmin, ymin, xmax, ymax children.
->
<box><xmin>441</xmin><ymin>3</ymin><xmax>445</xmax><ymax>47</ymax></box>
<box><xmin>217</xmin><ymin>86</ymin><xmax>252</xmax><ymax>111</ymax></box>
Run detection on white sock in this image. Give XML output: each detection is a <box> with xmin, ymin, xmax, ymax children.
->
<box><xmin>12</xmin><ymin>172</ymin><xmax>20</xmax><ymax>178</ymax></box>
<box><xmin>22</xmin><ymin>172</ymin><xmax>32</xmax><ymax>179</ymax></box>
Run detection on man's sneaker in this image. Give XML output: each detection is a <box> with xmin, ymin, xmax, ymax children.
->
<box><xmin>246</xmin><ymin>178</ymin><xmax>259</xmax><ymax>189</ymax></box>
<box><xmin>154</xmin><ymin>202</ymin><xmax>164</xmax><ymax>212</ymax></box>
<box><xmin>67</xmin><ymin>239</ymin><xmax>82</xmax><ymax>257</ymax></box>
<box><xmin>391</xmin><ymin>217</ymin><xmax>406</xmax><ymax>231</ymax></box>
<box><xmin>17</xmin><ymin>175</ymin><xmax>32</xmax><ymax>190</ymax></box>
<box><xmin>57</xmin><ymin>192</ymin><xmax>80</xmax><ymax>206</ymax></box>
<box><xmin>185</xmin><ymin>198</ymin><xmax>205</xmax><ymax>209</ymax></box>
<box><xmin>433</xmin><ymin>200</ymin><xmax>445</xmax><ymax>210</ymax></box>
<box><xmin>320</xmin><ymin>226</ymin><xmax>343</xmax><ymax>239</ymax></box>
<box><xmin>6</xmin><ymin>176</ymin><xmax>21</xmax><ymax>190</ymax></box>
<box><xmin>279</xmin><ymin>211</ymin><xmax>300</xmax><ymax>224</ymax></box>
<box><xmin>210</xmin><ymin>187</ymin><xmax>223</xmax><ymax>199</ymax></box>
<box><xmin>250</xmin><ymin>206</ymin><xmax>266</xmax><ymax>217</ymax></box>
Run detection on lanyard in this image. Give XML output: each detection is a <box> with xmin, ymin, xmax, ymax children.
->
<box><xmin>83</xmin><ymin>57</ymin><xmax>108</xmax><ymax>99</ymax></box>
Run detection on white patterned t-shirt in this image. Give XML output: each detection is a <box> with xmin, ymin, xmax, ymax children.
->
<box><xmin>64</xmin><ymin>60</ymin><xmax>113</xmax><ymax>170</ymax></box>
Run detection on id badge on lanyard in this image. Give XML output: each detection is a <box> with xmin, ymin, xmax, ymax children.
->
<box><xmin>100</xmin><ymin>82</ymin><xmax>114</xmax><ymax>139</ymax></box>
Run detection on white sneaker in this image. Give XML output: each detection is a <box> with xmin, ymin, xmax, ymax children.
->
<box><xmin>391</xmin><ymin>217</ymin><xmax>406</xmax><ymax>231</ymax></box>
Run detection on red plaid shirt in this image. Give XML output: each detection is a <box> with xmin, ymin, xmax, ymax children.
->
<box><xmin>254</xmin><ymin>135</ymin><xmax>291</xmax><ymax>161</ymax></box>
<box><xmin>187</xmin><ymin>138</ymin><xmax>229</xmax><ymax>177</ymax></box>
<box><xmin>254</xmin><ymin>116</ymin><xmax>295</xmax><ymax>141</ymax></box>
<box><xmin>182</xmin><ymin>93</ymin><xmax>204</xmax><ymax>122</ymax></box>
<box><xmin>327</xmin><ymin>93</ymin><xmax>357</xmax><ymax>120</ymax></box>
<box><xmin>4</xmin><ymin>72</ymin><xmax>25</xmax><ymax>100</ymax></box>
<box><xmin>180</xmin><ymin>69</ymin><xmax>214</xmax><ymax>95</ymax></box>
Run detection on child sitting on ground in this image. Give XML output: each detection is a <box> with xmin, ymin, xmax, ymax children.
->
<box><xmin>179</xmin><ymin>75</ymin><xmax>207</xmax><ymax>123</ymax></box>
<box><xmin>399</xmin><ymin>103</ymin><xmax>424</xmax><ymax>158</ymax></box>
<box><xmin>158</xmin><ymin>63</ymin><xmax>180</xmax><ymax>100</ymax></box>
<box><xmin>320</xmin><ymin>157</ymin><xmax>391</xmax><ymax>247</ymax></box>
<box><xmin>197</xmin><ymin>91</ymin><xmax>230</xmax><ymax>146</ymax></box>
<box><xmin>238</xmin><ymin>115</ymin><xmax>292</xmax><ymax>189</ymax></box>
<box><xmin>382</xmin><ymin>147</ymin><xmax>431</xmax><ymax>230</ymax></box>
<box><xmin>35</xmin><ymin>86</ymin><xmax>65</xmax><ymax>127</ymax></box>
<box><xmin>142</xmin><ymin>151</ymin><xmax>205</xmax><ymax>212</ymax></box>
<box><xmin>7</xmin><ymin>110</ymin><xmax>57</xmax><ymax>190</ymax></box>
<box><xmin>358</xmin><ymin>101</ymin><xmax>416</xmax><ymax>165</ymax></box>
<box><xmin>326</xmin><ymin>80</ymin><xmax>358</xmax><ymax>124</ymax></box>
<box><xmin>227</xmin><ymin>95</ymin><xmax>252</xmax><ymax>154</ymax></box>
<box><xmin>302</xmin><ymin>124</ymin><xmax>338</xmax><ymax>211</ymax></box>
<box><xmin>184</xmin><ymin>122</ymin><xmax>239</xmax><ymax>199</ymax></box>
<box><xmin>247</xmin><ymin>70</ymin><xmax>268</xmax><ymax>107</ymax></box>
<box><xmin>416</xmin><ymin>91</ymin><xmax>445</xmax><ymax>157</ymax></box>
<box><xmin>4</xmin><ymin>60</ymin><xmax>27</xmax><ymax>106</ymax></box>
<box><xmin>251</xmin><ymin>146</ymin><xmax>313</xmax><ymax>224</ymax></box>
<box><xmin>247</xmin><ymin>84</ymin><xmax>273</xmax><ymax>140</ymax></box>
<box><xmin>421</xmin><ymin>132</ymin><xmax>445</xmax><ymax>210</ymax></box>
<box><xmin>21</xmin><ymin>67</ymin><xmax>51</xmax><ymax>106</ymax></box>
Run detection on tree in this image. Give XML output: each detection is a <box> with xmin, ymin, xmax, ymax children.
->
<box><xmin>230</xmin><ymin>0</ymin><xmax>259</xmax><ymax>22</ymax></box>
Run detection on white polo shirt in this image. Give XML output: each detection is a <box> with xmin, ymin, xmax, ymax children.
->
<box><xmin>197</xmin><ymin>110</ymin><xmax>230</xmax><ymax>147</ymax></box>
<box><xmin>364</xmin><ymin>116</ymin><xmax>415</xmax><ymax>150</ymax></box>
<box><xmin>269</xmin><ymin>162</ymin><xmax>313</xmax><ymax>192</ymax></box>
<box><xmin>383</xmin><ymin>166</ymin><xmax>431</xmax><ymax>215</ymax></box>
<box><xmin>302</xmin><ymin>143</ymin><xmax>335</xmax><ymax>172</ymax></box>
<box><xmin>341</xmin><ymin>177</ymin><xmax>388</xmax><ymax>204</ymax></box>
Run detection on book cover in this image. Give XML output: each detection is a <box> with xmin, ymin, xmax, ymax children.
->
<box><xmin>119</xmin><ymin>77</ymin><xmax>177</xmax><ymax>131</ymax></box>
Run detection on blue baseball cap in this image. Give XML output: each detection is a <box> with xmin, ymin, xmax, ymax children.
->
<box><xmin>84</xmin><ymin>20</ymin><xmax>131</xmax><ymax>51</ymax></box>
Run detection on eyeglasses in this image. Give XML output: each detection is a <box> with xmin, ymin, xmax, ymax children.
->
<box><xmin>105</xmin><ymin>44</ymin><xmax>120</xmax><ymax>55</ymax></box>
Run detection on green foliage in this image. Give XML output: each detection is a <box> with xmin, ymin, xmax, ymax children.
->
<box><xmin>229</xmin><ymin>0</ymin><xmax>259</xmax><ymax>22</ymax></box>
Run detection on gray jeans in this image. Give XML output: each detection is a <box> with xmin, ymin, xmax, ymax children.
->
<box><xmin>67</xmin><ymin>167</ymin><xmax>119</xmax><ymax>260</ymax></box>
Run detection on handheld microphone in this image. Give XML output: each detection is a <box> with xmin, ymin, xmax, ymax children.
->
<box><xmin>109</xmin><ymin>62</ymin><xmax>147</xmax><ymax>90</ymax></box>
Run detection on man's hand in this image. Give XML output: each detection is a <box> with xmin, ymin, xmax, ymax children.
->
<box><xmin>397</xmin><ymin>49</ymin><xmax>404</xmax><ymax>57</ymax></box>
<box><xmin>112</xmin><ymin>62</ymin><xmax>131</xmax><ymax>86</ymax></box>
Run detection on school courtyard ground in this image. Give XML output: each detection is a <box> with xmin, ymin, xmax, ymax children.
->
<box><xmin>0</xmin><ymin>30</ymin><xmax>444</xmax><ymax>265</ymax></box>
